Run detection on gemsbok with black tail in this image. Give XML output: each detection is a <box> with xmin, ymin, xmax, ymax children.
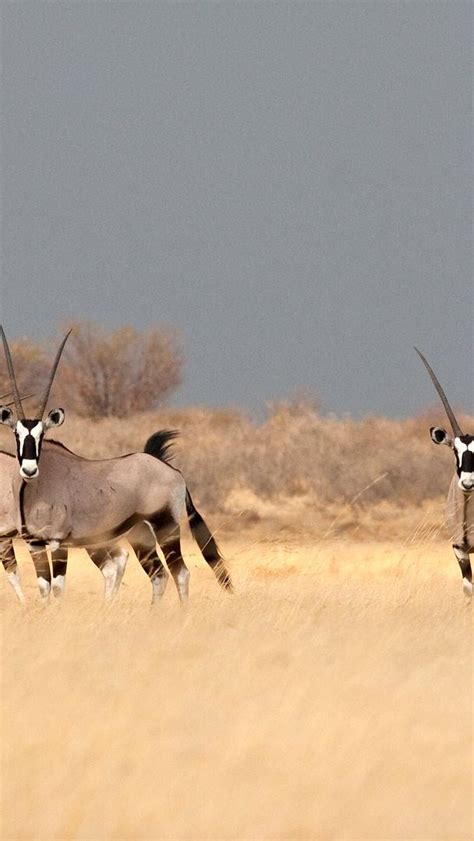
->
<box><xmin>415</xmin><ymin>348</ymin><xmax>473</xmax><ymax>597</ymax></box>
<box><xmin>0</xmin><ymin>328</ymin><xmax>232</xmax><ymax>603</ymax></box>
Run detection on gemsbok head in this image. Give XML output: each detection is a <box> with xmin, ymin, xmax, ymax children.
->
<box><xmin>415</xmin><ymin>348</ymin><xmax>473</xmax><ymax>493</ymax></box>
<box><xmin>0</xmin><ymin>327</ymin><xmax>69</xmax><ymax>481</ymax></box>
<box><xmin>415</xmin><ymin>348</ymin><xmax>473</xmax><ymax>597</ymax></box>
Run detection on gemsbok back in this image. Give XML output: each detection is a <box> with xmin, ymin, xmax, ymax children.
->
<box><xmin>0</xmin><ymin>328</ymin><xmax>232</xmax><ymax>603</ymax></box>
<box><xmin>415</xmin><ymin>348</ymin><xmax>473</xmax><ymax>597</ymax></box>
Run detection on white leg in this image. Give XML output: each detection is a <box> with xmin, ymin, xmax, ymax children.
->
<box><xmin>110</xmin><ymin>548</ymin><xmax>128</xmax><ymax>596</ymax></box>
<box><xmin>6</xmin><ymin>567</ymin><xmax>26</xmax><ymax>604</ymax></box>
<box><xmin>52</xmin><ymin>574</ymin><xmax>66</xmax><ymax>598</ymax></box>
<box><xmin>453</xmin><ymin>546</ymin><xmax>472</xmax><ymax>598</ymax></box>
<box><xmin>151</xmin><ymin>569</ymin><xmax>169</xmax><ymax>603</ymax></box>
<box><xmin>176</xmin><ymin>566</ymin><xmax>190</xmax><ymax>604</ymax></box>
<box><xmin>51</xmin><ymin>551</ymin><xmax>68</xmax><ymax>598</ymax></box>
<box><xmin>2</xmin><ymin>542</ymin><xmax>26</xmax><ymax>604</ymax></box>
<box><xmin>37</xmin><ymin>576</ymin><xmax>51</xmax><ymax>601</ymax></box>
<box><xmin>161</xmin><ymin>534</ymin><xmax>189</xmax><ymax>605</ymax></box>
<box><xmin>101</xmin><ymin>557</ymin><xmax>118</xmax><ymax>602</ymax></box>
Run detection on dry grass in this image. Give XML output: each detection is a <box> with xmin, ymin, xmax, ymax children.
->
<box><xmin>1</xmin><ymin>534</ymin><xmax>472</xmax><ymax>840</ymax></box>
<box><xmin>1</xmin><ymin>407</ymin><xmax>472</xmax><ymax>839</ymax></box>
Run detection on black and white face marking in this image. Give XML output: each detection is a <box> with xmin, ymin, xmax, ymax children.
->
<box><xmin>453</xmin><ymin>436</ymin><xmax>474</xmax><ymax>492</ymax></box>
<box><xmin>431</xmin><ymin>428</ymin><xmax>474</xmax><ymax>491</ymax></box>
<box><xmin>0</xmin><ymin>407</ymin><xmax>65</xmax><ymax>481</ymax></box>
<box><xmin>15</xmin><ymin>420</ymin><xmax>44</xmax><ymax>480</ymax></box>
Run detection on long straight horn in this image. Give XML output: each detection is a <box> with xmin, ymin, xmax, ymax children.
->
<box><xmin>414</xmin><ymin>347</ymin><xmax>463</xmax><ymax>437</ymax></box>
<box><xmin>38</xmin><ymin>330</ymin><xmax>72</xmax><ymax>418</ymax></box>
<box><xmin>0</xmin><ymin>327</ymin><xmax>25</xmax><ymax>418</ymax></box>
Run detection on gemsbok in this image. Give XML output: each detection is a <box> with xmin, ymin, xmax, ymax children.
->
<box><xmin>0</xmin><ymin>390</ymin><xmax>28</xmax><ymax>602</ymax></box>
<box><xmin>415</xmin><ymin>348</ymin><xmax>473</xmax><ymax>597</ymax></box>
<box><xmin>0</xmin><ymin>328</ymin><xmax>232</xmax><ymax>603</ymax></box>
<box><xmin>0</xmin><ymin>389</ymin><xmax>130</xmax><ymax>603</ymax></box>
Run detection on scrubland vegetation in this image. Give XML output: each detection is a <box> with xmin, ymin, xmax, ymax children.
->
<box><xmin>2</xmin><ymin>398</ymin><xmax>469</xmax><ymax>543</ymax></box>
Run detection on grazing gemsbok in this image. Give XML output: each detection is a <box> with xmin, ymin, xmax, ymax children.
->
<box><xmin>415</xmin><ymin>348</ymin><xmax>473</xmax><ymax>597</ymax></box>
<box><xmin>0</xmin><ymin>328</ymin><xmax>232</xmax><ymax>603</ymax></box>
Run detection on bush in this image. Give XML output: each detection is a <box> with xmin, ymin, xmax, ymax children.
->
<box><xmin>0</xmin><ymin>322</ymin><xmax>184</xmax><ymax>418</ymax></box>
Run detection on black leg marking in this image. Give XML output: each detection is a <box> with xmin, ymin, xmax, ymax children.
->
<box><xmin>453</xmin><ymin>545</ymin><xmax>472</xmax><ymax>582</ymax></box>
<box><xmin>30</xmin><ymin>547</ymin><xmax>52</xmax><ymax>600</ymax></box>
<box><xmin>1</xmin><ymin>540</ymin><xmax>16</xmax><ymax>574</ymax></box>
<box><xmin>453</xmin><ymin>544</ymin><xmax>472</xmax><ymax>597</ymax></box>
<box><xmin>51</xmin><ymin>547</ymin><xmax>68</xmax><ymax>598</ymax></box>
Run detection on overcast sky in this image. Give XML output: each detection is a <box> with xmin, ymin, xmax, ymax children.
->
<box><xmin>1</xmin><ymin>1</ymin><xmax>471</xmax><ymax>416</ymax></box>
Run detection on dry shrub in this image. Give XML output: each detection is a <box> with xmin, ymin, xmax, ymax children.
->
<box><xmin>0</xmin><ymin>337</ymin><xmax>50</xmax><ymax>407</ymax></box>
<box><xmin>56</xmin><ymin>322</ymin><xmax>183</xmax><ymax>418</ymax></box>
<box><xmin>0</xmin><ymin>323</ymin><xmax>183</xmax><ymax>418</ymax></box>
<box><xmin>34</xmin><ymin>400</ymin><xmax>473</xmax><ymax>537</ymax></box>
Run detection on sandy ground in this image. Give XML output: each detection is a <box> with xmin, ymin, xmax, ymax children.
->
<box><xmin>1</xmin><ymin>536</ymin><xmax>472</xmax><ymax>841</ymax></box>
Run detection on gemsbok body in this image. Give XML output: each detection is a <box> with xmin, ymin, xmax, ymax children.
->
<box><xmin>1</xmin><ymin>438</ymin><xmax>130</xmax><ymax>604</ymax></box>
<box><xmin>415</xmin><ymin>348</ymin><xmax>473</xmax><ymax>597</ymax></box>
<box><xmin>0</xmin><ymin>328</ymin><xmax>232</xmax><ymax>603</ymax></box>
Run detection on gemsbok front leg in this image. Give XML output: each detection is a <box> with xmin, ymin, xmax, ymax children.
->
<box><xmin>51</xmin><ymin>546</ymin><xmax>68</xmax><ymax>598</ymax></box>
<box><xmin>29</xmin><ymin>542</ymin><xmax>52</xmax><ymax>601</ymax></box>
<box><xmin>1</xmin><ymin>538</ymin><xmax>25</xmax><ymax>603</ymax></box>
<box><xmin>453</xmin><ymin>545</ymin><xmax>473</xmax><ymax>597</ymax></box>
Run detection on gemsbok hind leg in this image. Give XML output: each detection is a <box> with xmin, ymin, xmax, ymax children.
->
<box><xmin>152</xmin><ymin>517</ymin><xmax>189</xmax><ymax>604</ymax></box>
<box><xmin>1</xmin><ymin>539</ymin><xmax>25</xmax><ymax>604</ymax></box>
<box><xmin>88</xmin><ymin>545</ymin><xmax>130</xmax><ymax>602</ymax></box>
<box><xmin>128</xmin><ymin>521</ymin><xmax>169</xmax><ymax>604</ymax></box>
<box><xmin>453</xmin><ymin>545</ymin><xmax>472</xmax><ymax>597</ymax></box>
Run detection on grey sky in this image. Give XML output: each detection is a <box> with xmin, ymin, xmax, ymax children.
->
<box><xmin>1</xmin><ymin>1</ymin><xmax>471</xmax><ymax>416</ymax></box>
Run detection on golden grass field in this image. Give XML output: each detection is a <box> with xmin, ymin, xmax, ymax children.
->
<box><xmin>1</xmin><ymin>531</ymin><xmax>472</xmax><ymax>841</ymax></box>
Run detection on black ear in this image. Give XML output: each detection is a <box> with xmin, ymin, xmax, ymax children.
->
<box><xmin>430</xmin><ymin>426</ymin><xmax>452</xmax><ymax>446</ymax></box>
<box><xmin>45</xmin><ymin>408</ymin><xmax>65</xmax><ymax>429</ymax></box>
<box><xmin>0</xmin><ymin>406</ymin><xmax>14</xmax><ymax>427</ymax></box>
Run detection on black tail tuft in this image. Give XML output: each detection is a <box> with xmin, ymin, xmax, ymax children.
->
<box><xmin>144</xmin><ymin>430</ymin><xmax>179</xmax><ymax>464</ymax></box>
<box><xmin>185</xmin><ymin>490</ymin><xmax>233</xmax><ymax>592</ymax></box>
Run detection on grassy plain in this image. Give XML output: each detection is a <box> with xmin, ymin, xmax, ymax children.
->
<box><xmin>1</xmin><ymin>534</ymin><xmax>472</xmax><ymax>841</ymax></box>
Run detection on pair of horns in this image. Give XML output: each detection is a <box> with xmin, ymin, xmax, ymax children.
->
<box><xmin>415</xmin><ymin>347</ymin><xmax>463</xmax><ymax>437</ymax></box>
<box><xmin>0</xmin><ymin>326</ymin><xmax>71</xmax><ymax>419</ymax></box>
